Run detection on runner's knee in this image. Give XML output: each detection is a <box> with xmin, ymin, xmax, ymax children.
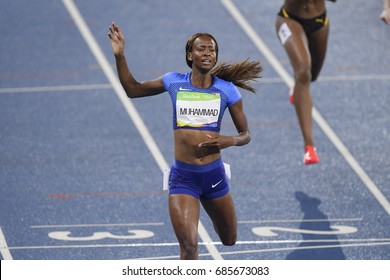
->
<box><xmin>180</xmin><ymin>241</ymin><xmax>198</xmax><ymax>258</ymax></box>
<box><xmin>295</xmin><ymin>65</ymin><xmax>312</xmax><ymax>84</ymax></box>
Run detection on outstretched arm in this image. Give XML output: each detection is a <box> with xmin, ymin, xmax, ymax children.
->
<box><xmin>381</xmin><ymin>0</ymin><xmax>390</xmax><ymax>24</ymax></box>
<box><xmin>108</xmin><ymin>22</ymin><xmax>165</xmax><ymax>98</ymax></box>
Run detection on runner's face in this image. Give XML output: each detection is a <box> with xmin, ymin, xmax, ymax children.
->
<box><xmin>188</xmin><ymin>36</ymin><xmax>217</xmax><ymax>73</ymax></box>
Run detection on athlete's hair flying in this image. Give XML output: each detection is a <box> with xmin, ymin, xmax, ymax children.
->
<box><xmin>185</xmin><ymin>33</ymin><xmax>262</xmax><ymax>93</ymax></box>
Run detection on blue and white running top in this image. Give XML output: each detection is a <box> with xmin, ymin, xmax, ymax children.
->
<box><xmin>162</xmin><ymin>72</ymin><xmax>242</xmax><ymax>132</ymax></box>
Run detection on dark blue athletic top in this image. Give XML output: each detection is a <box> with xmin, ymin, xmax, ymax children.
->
<box><xmin>162</xmin><ymin>72</ymin><xmax>241</xmax><ymax>132</ymax></box>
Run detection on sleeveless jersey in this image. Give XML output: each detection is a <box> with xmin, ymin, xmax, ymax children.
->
<box><xmin>162</xmin><ymin>72</ymin><xmax>242</xmax><ymax>132</ymax></box>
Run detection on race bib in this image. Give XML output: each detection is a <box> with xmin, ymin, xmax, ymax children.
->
<box><xmin>278</xmin><ymin>22</ymin><xmax>292</xmax><ymax>45</ymax></box>
<box><xmin>176</xmin><ymin>92</ymin><xmax>221</xmax><ymax>128</ymax></box>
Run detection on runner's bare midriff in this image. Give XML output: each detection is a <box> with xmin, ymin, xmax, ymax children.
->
<box><xmin>174</xmin><ymin>129</ymin><xmax>221</xmax><ymax>165</ymax></box>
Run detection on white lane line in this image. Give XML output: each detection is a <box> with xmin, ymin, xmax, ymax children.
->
<box><xmin>31</xmin><ymin>223</ymin><xmax>164</xmax><ymax>228</ymax></box>
<box><xmin>220</xmin><ymin>0</ymin><xmax>390</xmax><ymax>216</ymax></box>
<box><xmin>62</xmin><ymin>0</ymin><xmax>223</xmax><ymax>260</ymax></box>
<box><xmin>62</xmin><ymin>0</ymin><xmax>169</xmax><ymax>173</ymax></box>
<box><xmin>0</xmin><ymin>84</ymin><xmax>112</xmax><ymax>93</ymax></box>
<box><xmin>7</xmin><ymin>238</ymin><xmax>390</xmax><ymax>250</ymax></box>
<box><xmin>0</xmin><ymin>227</ymin><xmax>13</xmax><ymax>260</ymax></box>
<box><xmin>239</xmin><ymin>218</ymin><xmax>363</xmax><ymax>224</ymax></box>
<box><xmin>1</xmin><ymin>73</ymin><xmax>389</xmax><ymax>94</ymax></box>
<box><xmin>136</xmin><ymin>240</ymin><xmax>390</xmax><ymax>259</ymax></box>
<box><xmin>198</xmin><ymin>222</ymin><xmax>223</xmax><ymax>260</ymax></box>
<box><xmin>317</xmin><ymin>74</ymin><xmax>390</xmax><ymax>82</ymax></box>
<box><xmin>254</xmin><ymin>74</ymin><xmax>390</xmax><ymax>84</ymax></box>
<box><xmin>218</xmin><ymin>241</ymin><xmax>390</xmax><ymax>257</ymax></box>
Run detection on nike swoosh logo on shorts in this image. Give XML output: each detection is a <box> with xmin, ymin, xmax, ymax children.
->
<box><xmin>179</xmin><ymin>87</ymin><xmax>190</xmax><ymax>91</ymax></box>
<box><xmin>211</xmin><ymin>179</ymin><xmax>223</xmax><ymax>188</ymax></box>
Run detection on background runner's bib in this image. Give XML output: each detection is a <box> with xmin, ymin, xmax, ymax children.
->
<box><xmin>176</xmin><ymin>92</ymin><xmax>221</xmax><ymax>128</ymax></box>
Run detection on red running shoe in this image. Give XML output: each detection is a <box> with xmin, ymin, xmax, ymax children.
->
<box><xmin>289</xmin><ymin>87</ymin><xmax>294</xmax><ymax>105</ymax></box>
<box><xmin>304</xmin><ymin>146</ymin><xmax>320</xmax><ymax>165</ymax></box>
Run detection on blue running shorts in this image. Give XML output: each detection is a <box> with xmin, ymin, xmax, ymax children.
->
<box><xmin>168</xmin><ymin>158</ymin><xmax>229</xmax><ymax>200</ymax></box>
